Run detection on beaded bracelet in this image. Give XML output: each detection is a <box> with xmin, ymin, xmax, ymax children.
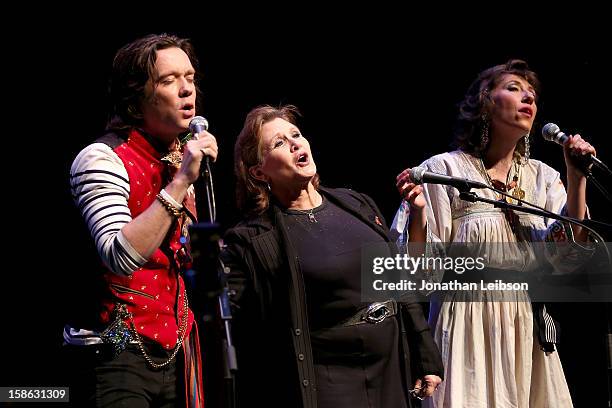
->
<box><xmin>158</xmin><ymin>188</ymin><xmax>183</xmax><ymax>210</ymax></box>
<box><xmin>156</xmin><ymin>190</ymin><xmax>183</xmax><ymax>218</ymax></box>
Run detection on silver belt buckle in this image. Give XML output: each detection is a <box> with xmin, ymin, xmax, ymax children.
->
<box><xmin>363</xmin><ymin>301</ymin><xmax>392</xmax><ymax>324</ymax></box>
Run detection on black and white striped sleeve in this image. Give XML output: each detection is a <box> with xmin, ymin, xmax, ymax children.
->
<box><xmin>70</xmin><ymin>143</ymin><xmax>147</xmax><ymax>276</ymax></box>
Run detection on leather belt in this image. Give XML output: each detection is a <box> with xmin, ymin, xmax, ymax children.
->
<box><xmin>339</xmin><ymin>299</ymin><xmax>398</xmax><ymax>326</ymax></box>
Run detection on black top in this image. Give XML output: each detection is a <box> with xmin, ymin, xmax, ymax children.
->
<box><xmin>283</xmin><ymin>198</ymin><xmax>409</xmax><ymax>408</ymax></box>
<box><xmin>222</xmin><ymin>187</ymin><xmax>443</xmax><ymax>408</ymax></box>
<box><xmin>282</xmin><ymin>198</ymin><xmax>389</xmax><ymax>328</ymax></box>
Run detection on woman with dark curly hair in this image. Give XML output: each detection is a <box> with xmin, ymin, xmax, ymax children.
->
<box><xmin>221</xmin><ymin>105</ymin><xmax>444</xmax><ymax>408</ymax></box>
<box><xmin>391</xmin><ymin>60</ymin><xmax>596</xmax><ymax>407</ymax></box>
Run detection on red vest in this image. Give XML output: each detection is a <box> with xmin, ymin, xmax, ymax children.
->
<box><xmin>101</xmin><ymin>129</ymin><xmax>194</xmax><ymax>350</ymax></box>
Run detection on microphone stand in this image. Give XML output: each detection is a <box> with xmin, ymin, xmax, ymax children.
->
<box><xmin>573</xmin><ymin>163</ymin><xmax>612</xmax><ymax>405</ymax></box>
<box><xmin>585</xmin><ymin>169</ymin><xmax>612</xmax><ymax>205</ymax></box>
<box><xmin>199</xmin><ymin>156</ymin><xmax>216</xmax><ymax>223</ymax></box>
<box><xmin>217</xmin><ymin>257</ymin><xmax>238</xmax><ymax>408</ymax></box>
<box><xmin>188</xmin><ymin>223</ymin><xmax>238</xmax><ymax>408</ymax></box>
<box><xmin>459</xmin><ymin>190</ymin><xmax>589</xmax><ymax>228</ymax></box>
<box><xmin>457</xmin><ymin>188</ymin><xmax>610</xmax><ymax>242</ymax></box>
<box><xmin>458</xmin><ymin>188</ymin><xmax>612</xmax><ymax>406</ymax></box>
<box><xmin>191</xmin><ymin>158</ymin><xmax>238</xmax><ymax>408</ymax></box>
<box><xmin>591</xmin><ymin>156</ymin><xmax>612</xmax><ymax>177</ymax></box>
<box><xmin>569</xmin><ymin>152</ymin><xmax>612</xmax><ymax>204</ymax></box>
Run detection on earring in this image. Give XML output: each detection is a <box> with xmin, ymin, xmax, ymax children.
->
<box><xmin>266</xmin><ymin>182</ymin><xmax>271</xmax><ymax>191</ymax></box>
<box><xmin>523</xmin><ymin>134</ymin><xmax>530</xmax><ymax>164</ymax></box>
<box><xmin>480</xmin><ymin>114</ymin><xmax>490</xmax><ymax>150</ymax></box>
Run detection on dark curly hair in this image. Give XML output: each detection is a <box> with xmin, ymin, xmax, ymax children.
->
<box><xmin>106</xmin><ymin>33</ymin><xmax>201</xmax><ymax>130</ymax></box>
<box><xmin>453</xmin><ymin>59</ymin><xmax>540</xmax><ymax>159</ymax></box>
<box><xmin>234</xmin><ymin>105</ymin><xmax>321</xmax><ymax>216</ymax></box>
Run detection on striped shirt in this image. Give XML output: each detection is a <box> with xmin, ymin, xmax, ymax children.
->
<box><xmin>70</xmin><ymin>143</ymin><xmax>147</xmax><ymax>276</ymax></box>
<box><xmin>66</xmin><ymin>142</ymin><xmax>148</xmax><ymax>345</ymax></box>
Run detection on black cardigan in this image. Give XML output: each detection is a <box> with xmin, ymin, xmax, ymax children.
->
<box><xmin>221</xmin><ymin>187</ymin><xmax>443</xmax><ymax>408</ymax></box>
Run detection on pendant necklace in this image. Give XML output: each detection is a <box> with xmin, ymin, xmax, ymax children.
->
<box><xmin>479</xmin><ymin>157</ymin><xmax>524</xmax><ymax>204</ymax></box>
<box><xmin>293</xmin><ymin>208</ymin><xmax>317</xmax><ymax>223</ymax></box>
<box><xmin>478</xmin><ymin>156</ymin><xmax>523</xmax><ymax>234</ymax></box>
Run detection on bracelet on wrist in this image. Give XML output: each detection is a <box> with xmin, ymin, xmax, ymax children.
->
<box><xmin>156</xmin><ymin>190</ymin><xmax>184</xmax><ymax>218</ymax></box>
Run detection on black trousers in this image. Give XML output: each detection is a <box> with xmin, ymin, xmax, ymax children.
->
<box><xmin>61</xmin><ymin>342</ymin><xmax>184</xmax><ymax>407</ymax></box>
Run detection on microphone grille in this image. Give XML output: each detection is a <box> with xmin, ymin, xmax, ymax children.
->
<box><xmin>408</xmin><ymin>166</ymin><xmax>426</xmax><ymax>184</ymax></box>
<box><xmin>189</xmin><ymin>116</ymin><xmax>209</xmax><ymax>133</ymax></box>
<box><xmin>541</xmin><ymin>123</ymin><xmax>560</xmax><ymax>141</ymax></box>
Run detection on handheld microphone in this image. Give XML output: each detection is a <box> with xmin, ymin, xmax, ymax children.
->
<box><xmin>542</xmin><ymin>122</ymin><xmax>605</xmax><ymax>170</ymax></box>
<box><xmin>541</xmin><ymin>123</ymin><xmax>571</xmax><ymax>145</ymax></box>
<box><xmin>188</xmin><ymin>115</ymin><xmax>216</xmax><ymax>222</ymax></box>
<box><xmin>189</xmin><ymin>116</ymin><xmax>209</xmax><ymax>136</ymax></box>
<box><xmin>189</xmin><ymin>115</ymin><xmax>212</xmax><ymax>172</ymax></box>
<box><xmin>409</xmin><ymin>166</ymin><xmax>489</xmax><ymax>190</ymax></box>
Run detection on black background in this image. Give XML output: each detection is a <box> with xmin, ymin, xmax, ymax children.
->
<box><xmin>6</xmin><ymin>10</ymin><xmax>612</xmax><ymax>407</ymax></box>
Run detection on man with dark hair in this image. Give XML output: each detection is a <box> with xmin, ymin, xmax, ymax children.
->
<box><xmin>64</xmin><ymin>33</ymin><xmax>217</xmax><ymax>407</ymax></box>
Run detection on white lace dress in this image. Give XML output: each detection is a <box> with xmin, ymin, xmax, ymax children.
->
<box><xmin>391</xmin><ymin>150</ymin><xmax>590</xmax><ymax>408</ymax></box>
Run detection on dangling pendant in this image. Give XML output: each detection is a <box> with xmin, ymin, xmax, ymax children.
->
<box><xmin>307</xmin><ymin>210</ymin><xmax>317</xmax><ymax>223</ymax></box>
<box><xmin>512</xmin><ymin>187</ymin><xmax>525</xmax><ymax>200</ymax></box>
